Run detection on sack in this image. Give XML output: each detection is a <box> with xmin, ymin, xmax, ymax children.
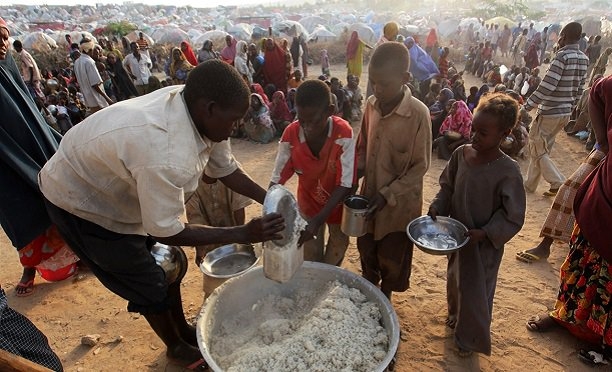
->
<box><xmin>521</xmin><ymin>80</ymin><xmax>530</xmax><ymax>96</ymax></box>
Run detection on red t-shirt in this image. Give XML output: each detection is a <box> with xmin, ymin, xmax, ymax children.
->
<box><xmin>271</xmin><ymin>116</ymin><xmax>356</xmax><ymax>223</ymax></box>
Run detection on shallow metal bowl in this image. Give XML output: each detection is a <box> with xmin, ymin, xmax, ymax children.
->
<box><xmin>407</xmin><ymin>216</ymin><xmax>470</xmax><ymax>255</ymax></box>
<box><xmin>197</xmin><ymin>262</ymin><xmax>400</xmax><ymax>372</ymax></box>
<box><xmin>199</xmin><ymin>244</ymin><xmax>259</xmax><ymax>279</ymax></box>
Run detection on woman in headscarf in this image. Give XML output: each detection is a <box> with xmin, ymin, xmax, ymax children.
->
<box><xmin>168</xmin><ymin>47</ymin><xmax>195</xmax><ymax>84</ymax></box>
<box><xmin>269</xmin><ymin>90</ymin><xmax>294</xmax><ymax>134</ymax></box>
<box><xmin>404</xmin><ymin>37</ymin><xmax>439</xmax><ymax>98</ymax></box>
<box><xmin>433</xmin><ymin>100</ymin><xmax>473</xmax><ymax>160</ymax></box>
<box><xmin>262</xmin><ymin>37</ymin><xmax>289</xmax><ymax>94</ymax></box>
<box><xmin>524</xmin><ymin>32</ymin><xmax>541</xmax><ymax>70</ymax></box>
<box><xmin>377</xmin><ymin>21</ymin><xmax>400</xmax><ymax>46</ymax></box>
<box><xmin>234</xmin><ymin>40</ymin><xmax>254</xmax><ymax>84</ymax></box>
<box><xmin>346</xmin><ymin>31</ymin><xmax>373</xmax><ymax>80</ymax></box>
<box><xmin>250</xmin><ymin>83</ymin><xmax>271</xmax><ymax>107</ymax></box>
<box><xmin>0</xmin><ymin>18</ymin><xmax>79</xmax><ymax>297</ymax></box>
<box><xmin>197</xmin><ymin>40</ymin><xmax>219</xmax><ymax>64</ymax></box>
<box><xmin>280</xmin><ymin>38</ymin><xmax>293</xmax><ymax>85</ymax></box>
<box><xmin>180</xmin><ymin>41</ymin><xmax>198</xmax><ymax>67</ymax></box>
<box><xmin>106</xmin><ymin>51</ymin><xmax>139</xmax><ymax>100</ymax></box>
<box><xmin>429</xmin><ymin>87</ymin><xmax>455</xmax><ymax>138</ymax></box>
<box><xmin>221</xmin><ymin>35</ymin><xmax>237</xmax><ymax>65</ymax></box>
<box><xmin>590</xmin><ymin>47</ymin><xmax>612</xmax><ymax>86</ymax></box>
<box><xmin>243</xmin><ymin>93</ymin><xmax>276</xmax><ymax>144</ymax></box>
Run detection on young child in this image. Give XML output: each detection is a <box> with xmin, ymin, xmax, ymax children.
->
<box><xmin>186</xmin><ymin>173</ymin><xmax>252</xmax><ymax>298</ymax></box>
<box><xmin>356</xmin><ymin>42</ymin><xmax>432</xmax><ymax>299</ymax></box>
<box><xmin>320</xmin><ymin>49</ymin><xmax>330</xmax><ymax>77</ymax></box>
<box><xmin>270</xmin><ymin>79</ymin><xmax>355</xmax><ymax>265</ymax></box>
<box><xmin>269</xmin><ymin>91</ymin><xmax>294</xmax><ymax>131</ymax></box>
<box><xmin>466</xmin><ymin>86</ymin><xmax>479</xmax><ymax>112</ymax></box>
<box><xmin>287</xmin><ymin>69</ymin><xmax>303</xmax><ymax>90</ymax></box>
<box><xmin>242</xmin><ymin>93</ymin><xmax>276</xmax><ymax>143</ymax></box>
<box><xmin>428</xmin><ymin>92</ymin><xmax>526</xmax><ymax>356</ymax></box>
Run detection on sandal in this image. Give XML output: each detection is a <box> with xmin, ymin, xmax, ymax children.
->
<box><xmin>15</xmin><ymin>279</ymin><xmax>35</xmax><ymax>297</ymax></box>
<box><xmin>578</xmin><ymin>349</ymin><xmax>609</xmax><ymax>366</ymax></box>
<box><xmin>445</xmin><ymin>317</ymin><xmax>457</xmax><ymax>329</ymax></box>
<box><xmin>526</xmin><ymin>314</ymin><xmax>557</xmax><ymax>332</ymax></box>
<box><xmin>185</xmin><ymin>358</ymin><xmax>208</xmax><ymax>371</ymax></box>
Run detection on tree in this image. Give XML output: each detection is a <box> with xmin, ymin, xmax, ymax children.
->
<box><xmin>103</xmin><ymin>21</ymin><xmax>138</xmax><ymax>38</ymax></box>
<box><xmin>470</xmin><ymin>0</ymin><xmax>545</xmax><ymax>20</ymax></box>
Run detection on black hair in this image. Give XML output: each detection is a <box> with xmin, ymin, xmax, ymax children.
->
<box><xmin>12</xmin><ymin>39</ymin><xmax>22</xmax><ymax>49</ymax></box>
<box><xmin>295</xmin><ymin>79</ymin><xmax>331</xmax><ymax>109</ymax></box>
<box><xmin>475</xmin><ymin>92</ymin><xmax>519</xmax><ymax>131</ymax></box>
<box><xmin>369</xmin><ymin>42</ymin><xmax>410</xmax><ymax>73</ymax></box>
<box><xmin>183</xmin><ymin>59</ymin><xmax>250</xmax><ymax>110</ymax></box>
<box><xmin>563</xmin><ymin>22</ymin><xmax>582</xmax><ymax>42</ymax></box>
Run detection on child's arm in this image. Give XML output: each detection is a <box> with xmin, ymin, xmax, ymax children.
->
<box><xmin>480</xmin><ymin>166</ymin><xmax>526</xmax><ymax>249</ymax></box>
<box><xmin>269</xmin><ymin>131</ymin><xmax>295</xmax><ymax>187</ymax></box>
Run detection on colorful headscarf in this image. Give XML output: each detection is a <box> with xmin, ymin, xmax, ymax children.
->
<box><xmin>439</xmin><ymin>100</ymin><xmax>473</xmax><ymax>138</ymax></box>
<box><xmin>270</xmin><ymin>91</ymin><xmax>293</xmax><ymax>122</ymax></box>
<box><xmin>180</xmin><ymin>41</ymin><xmax>198</xmax><ymax>66</ymax></box>
<box><xmin>383</xmin><ymin>22</ymin><xmax>399</xmax><ymax>41</ymax></box>
<box><xmin>346</xmin><ymin>31</ymin><xmax>360</xmax><ymax>60</ymax></box>
<box><xmin>250</xmin><ymin>83</ymin><xmax>271</xmax><ymax>107</ymax></box>
<box><xmin>0</xmin><ymin>17</ymin><xmax>9</xmax><ymax>34</ymax></box>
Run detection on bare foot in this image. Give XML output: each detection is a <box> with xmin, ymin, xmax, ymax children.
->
<box><xmin>15</xmin><ymin>268</ymin><xmax>36</xmax><ymax>297</ymax></box>
<box><xmin>516</xmin><ymin>237</ymin><xmax>553</xmax><ymax>263</ymax></box>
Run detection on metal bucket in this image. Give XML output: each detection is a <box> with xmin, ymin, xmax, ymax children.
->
<box><xmin>341</xmin><ymin>195</ymin><xmax>369</xmax><ymax>237</ymax></box>
<box><xmin>199</xmin><ymin>244</ymin><xmax>259</xmax><ymax>297</ymax></box>
<box><xmin>196</xmin><ymin>262</ymin><xmax>400</xmax><ymax>372</ymax></box>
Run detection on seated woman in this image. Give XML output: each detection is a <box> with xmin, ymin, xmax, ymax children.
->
<box><xmin>433</xmin><ymin>100</ymin><xmax>472</xmax><ymax>160</ymax></box>
<box><xmin>429</xmin><ymin>87</ymin><xmax>454</xmax><ymax>138</ymax></box>
<box><xmin>168</xmin><ymin>47</ymin><xmax>194</xmax><ymax>84</ymax></box>
<box><xmin>269</xmin><ymin>91</ymin><xmax>294</xmax><ymax>135</ymax></box>
<box><xmin>242</xmin><ymin>93</ymin><xmax>276</xmax><ymax>144</ymax></box>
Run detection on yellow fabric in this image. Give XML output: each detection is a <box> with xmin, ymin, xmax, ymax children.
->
<box><xmin>347</xmin><ymin>41</ymin><xmax>365</xmax><ymax>79</ymax></box>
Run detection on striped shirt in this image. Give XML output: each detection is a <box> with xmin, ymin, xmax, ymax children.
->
<box><xmin>524</xmin><ymin>44</ymin><xmax>589</xmax><ymax>117</ymax></box>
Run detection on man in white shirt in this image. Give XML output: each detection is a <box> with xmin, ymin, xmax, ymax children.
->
<box><xmin>39</xmin><ymin>61</ymin><xmax>284</xmax><ymax>370</ymax></box>
<box><xmin>73</xmin><ymin>39</ymin><xmax>113</xmax><ymax>114</ymax></box>
<box><xmin>123</xmin><ymin>41</ymin><xmax>152</xmax><ymax>95</ymax></box>
<box><xmin>490</xmin><ymin>24</ymin><xmax>500</xmax><ymax>55</ymax></box>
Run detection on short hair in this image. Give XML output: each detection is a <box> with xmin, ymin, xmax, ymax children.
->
<box><xmin>295</xmin><ymin>79</ymin><xmax>331</xmax><ymax>109</ymax></box>
<box><xmin>369</xmin><ymin>42</ymin><xmax>410</xmax><ymax>73</ymax></box>
<box><xmin>562</xmin><ymin>22</ymin><xmax>582</xmax><ymax>42</ymax></box>
<box><xmin>12</xmin><ymin>39</ymin><xmax>22</xmax><ymax>49</ymax></box>
<box><xmin>183</xmin><ymin>59</ymin><xmax>250</xmax><ymax>110</ymax></box>
<box><xmin>474</xmin><ymin>92</ymin><xmax>519</xmax><ymax>131</ymax></box>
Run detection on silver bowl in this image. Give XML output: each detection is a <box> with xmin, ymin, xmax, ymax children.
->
<box><xmin>200</xmin><ymin>244</ymin><xmax>259</xmax><ymax>279</ymax></box>
<box><xmin>150</xmin><ymin>243</ymin><xmax>187</xmax><ymax>283</ymax></box>
<box><xmin>197</xmin><ymin>262</ymin><xmax>399</xmax><ymax>372</ymax></box>
<box><xmin>407</xmin><ymin>216</ymin><xmax>470</xmax><ymax>255</ymax></box>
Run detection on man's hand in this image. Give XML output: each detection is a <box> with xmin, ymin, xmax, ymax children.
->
<box><xmin>365</xmin><ymin>193</ymin><xmax>387</xmax><ymax>220</ymax></box>
<box><xmin>240</xmin><ymin>213</ymin><xmax>285</xmax><ymax>243</ymax></box>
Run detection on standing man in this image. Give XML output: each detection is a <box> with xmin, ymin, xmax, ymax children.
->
<box><xmin>135</xmin><ymin>31</ymin><xmax>150</xmax><ymax>58</ymax></box>
<box><xmin>38</xmin><ymin>60</ymin><xmax>284</xmax><ymax>370</ymax></box>
<box><xmin>123</xmin><ymin>41</ymin><xmax>152</xmax><ymax>96</ymax></box>
<box><xmin>523</xmin><ymin>22</ymin><xmax>589</xmax><ymax>196</ymax></box>
<box><xmin>540</xmin><ymin>26</ymin><xmax>549</xmax><ymax>63</ymax></box>
<box><xmin>73</xmin><ymin>39</ymin><xmax>113</xmax><ymax>114</ymax></box>
<box><xmin>12</xmin><ymin>40</ymin><xmax>43</xmax><ymax>99</ymax></box>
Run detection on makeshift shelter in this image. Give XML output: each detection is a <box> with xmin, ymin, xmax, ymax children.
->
<box><xmin>194</xmin><ymin>30</ymin><xmax>228</xmax><ymax>49</ymax></box>
<box><xmin>348</xmin><ymin>23</ymin><xmax>376</xmax><ymax>44</ymax></box>
<box><xmin>227</xmin><ymin>23</ymin><xmax>252</xmax><ymax>41</ymax></box>
<box><xmin>152</xmin><ymin>26</ymin><xmax>189</xmax><ymax>45</ymax></box>
<box><xmin>299</xmin><ymin>15</ymin><xmax>328</xmax><ymax>33</ymax></box>
<box><xmin>485</xmin><ymin>16</ymin><xmax>516</xmax><ymax>28</ymax></box>
<box><xmin>125</xmin><ymin>30</ymin><xmax>154</xmax><ymax>45</ymax></box>
<box><xmin>20</xmin><ymin>31</ymin><xmax>57</xmax><ymax>52</ymax></box>
<box><xmin>308</xmin><ymin>26</ymin><xmax>336</xmax><ymax>42</ymax></box>
<box><xmin>273</xmin><ymin>20</ymin><xmax>309</xmax><ymax>39</ymax></box>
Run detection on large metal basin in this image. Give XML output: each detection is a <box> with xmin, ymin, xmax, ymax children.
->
<box><xmin>196</xmin><ymin>261</ymin><xmax>400</xmax><ymax>371</ymax></box>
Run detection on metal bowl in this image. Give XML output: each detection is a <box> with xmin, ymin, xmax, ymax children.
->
<box><xmin>406</xmin><ymin>216</ymin><xmax>470</xmax><ymax>255</ymax></box>
<box><xmin>199</xmin><ymin>244</ymin><xmax>259</xmax><ymax>279</ymax></box>
<box><xmin>263</xmin><ymin>184</ymin><xmax>305</xmax><ymax>247</ymax></box>
<box><xmin>150</xmin><ymin>243</ymin><xmax>187</xmax><ymax>283</ymax></box>
<box><xmin>197</xmin><ymin>262</ymin><xmax>400</xmax><ymax>372</ymax></box>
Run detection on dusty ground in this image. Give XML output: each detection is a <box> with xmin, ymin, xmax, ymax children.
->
<box><xmin>0</xmin><ymin>63</ymin><xmax>603</xmax><ymax>372</ymax></box>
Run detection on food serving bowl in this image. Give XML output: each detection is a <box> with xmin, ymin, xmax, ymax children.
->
<box><xmin>407</xmin><ymin>216</ymin><xmax>470</xmax><ymax>255</ymax></box>
<box><xmin>196</xmin><ymin>262</ymin><xmax>400</xmax><ymax>372</ymax></box>
<box><xmin>199</xmin><ymin>244</ymin><xmax>259</xmax><ymax>279</ymax></box>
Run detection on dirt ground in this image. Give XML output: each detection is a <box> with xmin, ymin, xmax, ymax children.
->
<box><xmin>0</xmin><ymin>63</ymin><xmax>603</xmax><ymax>372</ymax></box>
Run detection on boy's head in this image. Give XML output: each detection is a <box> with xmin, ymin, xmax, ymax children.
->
<box><xmin>559</xmin><ymin>22</ymin><xmax>582</xmax><ymax>46</ymax></box>
<box><xmin>184</xmin><ymin>60</ymin><xmax>250</xmax><ymax>143</ymax></box>
<box><xmin>368</xmin><ymin>42</ymin><xmax>410</xmax><ymax>104</ymax></box>
<box><xmin>295</xmin><ymin>80</ymin><xmax>334</xmax><ymax>138</ymax></box>
<box><xmin>347</xmin><ymin>74</ymin><xmax>359</xmax><ymax>88</ymax></box>
<box><xmin>469</xmin><ymin>86</ymin><xmax>478</xmax><ymax>96</ymax></box>
<box><xmin>293</xmin><ymin>69</ymin><xmax>302</xmax><ymax>80</ymax></box>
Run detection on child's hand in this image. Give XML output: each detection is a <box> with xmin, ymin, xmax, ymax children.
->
<box><xmin>365</xmin><ymin>193</ymin><xmax>387</xmax><ymax>220</ymax></box>
<box><xmin>427</xmin><ymin>206</ymin><xmax>438</xmax><ymax>221</ymax></box>
<box><xmin>465</xmin><ymin>229</ymin><xmax>486</xmax><ymax>244</ymax></box>
<box><xmin>298</xmin><ymin>218</ymin><xmax>322</xmax><ymax>246</ymax></box>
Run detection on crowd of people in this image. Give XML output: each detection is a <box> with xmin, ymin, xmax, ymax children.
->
<box><xmin>1</xmin><ymin>12</ymin><xmax>612</xmax><ymax>370</ymax></box>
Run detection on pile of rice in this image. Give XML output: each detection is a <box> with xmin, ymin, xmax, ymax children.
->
<box><xmin>209</xmin><ymin>280</ymin><xmax>389</xmax><ymax>372</ymax></box>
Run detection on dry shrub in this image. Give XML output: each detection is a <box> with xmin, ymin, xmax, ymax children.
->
<box><xmin>30</xmin><ymin>48</ymin><xmax>72</xmax><ymax>73</ymax></box>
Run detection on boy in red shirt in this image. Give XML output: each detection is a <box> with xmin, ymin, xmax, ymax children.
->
<box><xmin>270</xmin><ymin>80</ymin><xmax>356</xmax><ymax>265</ymax></box>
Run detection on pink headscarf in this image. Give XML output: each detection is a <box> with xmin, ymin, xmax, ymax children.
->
<box><xmin>220</xmin><ymin>36</ymin><xmax>237</xmax><ymax>63</ymax></box>
<box><xmin>270</xmin><ymin>91</ymin><xmax>293</xmax><ymax>122</ymax></box>
<box><xmin>346</xmin><ymin>31</ymin><xmax>360</xmax><ymax>60</ymax></box>
<box><xmin>439</xmin><ymin>100</ymin><xmax>473</xmax><ymax>138</ymax></box>
<box><xmin>0</xmin><ymin>17</ymin><xmax>9</xmax><ymax>34</ymax></box>
<box><xmin>250</xmin><ymin>83</ymin><xmax>270</xmax><ymax>107</ymax></box>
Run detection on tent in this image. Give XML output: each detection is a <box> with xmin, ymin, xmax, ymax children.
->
<box><xmin>193</xmin><ymin>30</ymin><xmax>228</xmax><ymax>49</ymax></box>
<box><xmin>308</xmin><ymin>26</ymin><xmax>336</xmax><ymax>42</ymax></box>
<box><xmin>152</xmin><ymin>26</ymin><xmax>189</xmax><ymax>45</ymax></box>
<box><xmin>436</xmin><ymin>19</ymin><xmax>461</xmax><ymax>38</ymax></box>
<box><xmin>227</xmin><ymin>23</ymin><xmax>252</xmax><ymax>41</ymax></box>
<box><xmin>299</xmin><ymin>15</ymin><xmax>328</xmax><ymax>33</ymax></box>
<box><xmin>20</xmin><ymin>31</ymin><xmax>57</xmax><ymax>52</ymax></box>
<box><xmin>348</xmin><ymin>23</ymin><xmax>376</xmax><ymax>44</ymax></box>
<box><xmin>273</xmin><ymin>20</ymin><xmax>309</xmax><ymax>40</ymax></box>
